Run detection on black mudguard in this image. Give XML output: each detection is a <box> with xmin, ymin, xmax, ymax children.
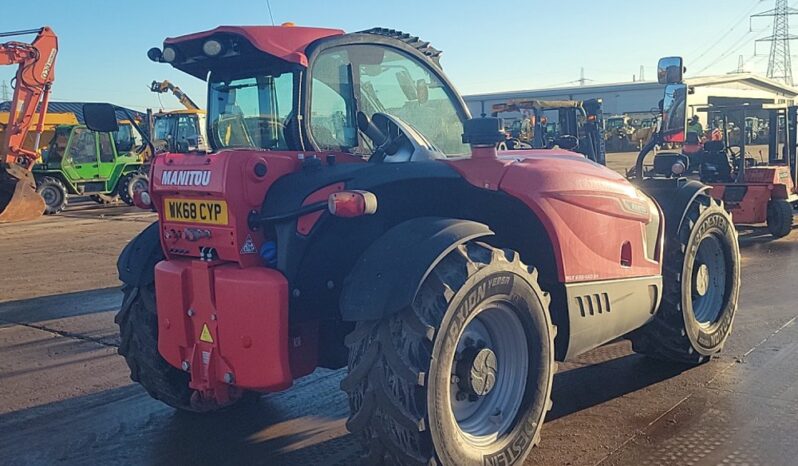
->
<box><xmin>340</xmin><ymin>217</ymin><xmax>493</xmax><ymax>322</ymax></box>
<box><xmin>117</xmin><ymin>221</ymin><xmax>164</xmax><ymax>287</ymax></box>
<box><xmin>640</xmin><ymin>178</ymin><xmax>711</xmax><ymax>236</ymax></box>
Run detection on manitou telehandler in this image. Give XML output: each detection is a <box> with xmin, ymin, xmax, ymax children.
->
<box><xmin>0</xmin><ymin>27</ymin><xmax>58</xmax><ymax>222</ymax></box>
<box><xmin>91</xmin><ymin>26</ymin><xmax>740</xmax><ymax>466</ymax></box>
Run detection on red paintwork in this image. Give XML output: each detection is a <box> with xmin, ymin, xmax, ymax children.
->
<box><xmin>297</xmin><ymin>182</ymin><xmax>344</xmax><ymax>235</ymax></box>
<box><xmin>448</xmin><ymin>150</ymin><xmax>663</xmax><ymax>282</ymax></box>
<box><xmin>709</xmin><ymin>165</ymin><xmax>796</xmax><ymax>224</ymax></box>
<box><xmin>155</xmin><ymin>259</ymin><xmax>292</xmax><ymax>394</ymax></box>
<box><xmin>163</xmin><ymin>25</ymin><xmax>343</xmax><ymax>67</ymax></box>
<box><xmin>150</xmin><ymin>149</ymin><xmax>300</xmax><ymax>266</ymax></box>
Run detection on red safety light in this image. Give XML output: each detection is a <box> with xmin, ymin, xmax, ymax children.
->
<box><xmin>328</xmin><ymin>190</ymin><xmax>377</xmax><ymax>217</ymax></box>
<box><xmin>133</xmin><ymin>189</ymin><xmax>152</xmax><ymax>210</ymax></box>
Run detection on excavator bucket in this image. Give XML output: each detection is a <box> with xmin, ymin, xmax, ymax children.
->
<box><xmin>0</xmin><ymin>170</ymin><xmax>45</xmax><ymax>223</ymax></box>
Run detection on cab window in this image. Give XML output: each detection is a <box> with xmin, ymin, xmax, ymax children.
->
<box><xmin>309</xmin><ymin>50</ymin><xmax>358</xmax><ymax>151</ymax></box>
<box><xmin>68</xmin><ymin>128</ymin><xmax>97</xmax><ymax>164</ymax></box>
<box><xmin>98</xmin><ymin>132</ymin><xmax>115</xmax><ymax>162</ymax></box>
<box><xmin>310</xmin><ymin>44</ymin><xmax>469</xmax><ymax>157</ymax></box>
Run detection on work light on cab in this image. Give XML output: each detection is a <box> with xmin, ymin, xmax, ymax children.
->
<box><xmin>202</xmin><ymin>39</ymin><xmax>224</xmax><ymax>57</ymax></box>
<box><xmin>328</xmin><ymin>191</ymin><xmax>377</xmax><ymax>217</ymax></box>
<box><xmin>161</xmin><ymin>46</ymin><xmax>178</xmax><ymax>63</ymax></box>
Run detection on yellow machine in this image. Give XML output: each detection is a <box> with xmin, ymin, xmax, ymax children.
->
<box><xmin>150</xmin><ymin>80</ymin><xmax>207</xmax><ymax>152</ymax></box>
<box><xmin>0</xmin><ymin>111</ymin><xmax>79</xmax><ymax>155</ymax></box>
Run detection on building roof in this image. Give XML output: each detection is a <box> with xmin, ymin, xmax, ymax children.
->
<box><xmin>464</xmin><ymin>73</ymin><xmax>798</xmax><ymax>101</ymax></box>
<box><xmin>0</xmin><ymin>101</ymin><xmax>145</xmax><ymax>125</ymax></box>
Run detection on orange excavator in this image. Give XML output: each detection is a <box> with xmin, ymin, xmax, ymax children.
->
<box><xmin>0</xmin><ymin>27</ymin><xmax>58</xmax><ymax>222</ymax></box>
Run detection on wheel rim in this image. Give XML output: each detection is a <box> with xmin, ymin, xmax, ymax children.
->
<box><xmin>40</xmin><ymin>185</ymin><xmax>61</xmax><ymax>207</ymax></box>
<box><xmin>131</xmin><ymin>178</ymin><xmax>148</xmax><ymax>194</ymax></box>
<box><xmin>691</xmin><ymin>234</ymin><xmax>727</xmax><ymax>327</ymax></box>
<box><xmin>449</xmin><ymin>301</ymin><xmax>528</xmax><ymax>447</ymax></box>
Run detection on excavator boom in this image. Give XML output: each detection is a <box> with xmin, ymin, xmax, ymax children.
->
<box><xmin>150</xmin><ymin>80</ymin><xmax>200</xmax><ymax>111</ymax></box>
<box><xmin>0</xmin><ymin>27</ymin><xmax>57</xmax><ymax>222</ymax></box>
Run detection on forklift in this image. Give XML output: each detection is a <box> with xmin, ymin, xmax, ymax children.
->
<box><xmin>491</xmin><ymin>99</ymin><xmax>606</xmax><ymax>165</ymax></box>
<box><xmin>694</xmin><ymin>103</ymin><xmax>797</xmax><ymax>238</ymax></box>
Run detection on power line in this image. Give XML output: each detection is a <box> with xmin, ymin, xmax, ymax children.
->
<box><xmin>752</xmin><ymin>0</ymin><xmax>798</xmax><ymax>85</ymax></box>
<box><xmin>689</xmin><ymin>1</ymin><xmax>767</xmax><ymax>65</ymax></box>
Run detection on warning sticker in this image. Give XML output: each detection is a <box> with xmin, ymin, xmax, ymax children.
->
<box><xmin>199</xmin><ymin>324</ymin><xmax>214</xmax><ymax>343</ymax></box>
<box><xmin>240</xmin><ymin>234</ymin><xmax>257</xmax><ymax>254</ymax></box>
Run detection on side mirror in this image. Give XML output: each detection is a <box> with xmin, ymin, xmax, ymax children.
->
<box><xmin>657</xmin><ymin>57</ymin><xmax>684</xmax><ymax>84</ymax></box>
<box><xmin>396</xmin><ymin>70</ymin><xmax>418</xmax><ymax>101</ymax></box>
<box><xmin>83</xmin><ymin>103</ymin><xmax>119</xmax><ymax>133</ymax></box>
<box><xmin>416</xmin><ymin>79</ymin><xmax>429</xmax><ymax>104</ymax></box>
<box><xmin>661</xmin><ymin>84</ymin><xmax>688</xmax><ymax>143</ymax></box>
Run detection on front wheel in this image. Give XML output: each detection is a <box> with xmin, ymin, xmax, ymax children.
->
<box><xmin>342</xmin><ymin>242</ymin><xmax>555</xmax><ymax>465</ymax></box>
<box><xmin>631</xmin><ymin>194</ymin><xmax>740</xmax><ymax>363</ymax></box>
<box><xmin>36</xmin><ymin>176</ymin><xmax>68</xmax><ymax>215</ymax></box>
<box><xmin>118</xmin><ymin>171</ymin><xmax>149</xmax><ymax>206</ymax></box>
<box><xmin>767</xmin><ymin>199</ymin><xmax>793</xmax><ymax>238</ymax></box>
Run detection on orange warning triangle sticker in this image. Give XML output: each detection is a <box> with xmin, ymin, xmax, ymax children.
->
<box><xmin>199</xmin><ymin>324</ymin><xmax>214</xmax><ymax>343</ymax></box>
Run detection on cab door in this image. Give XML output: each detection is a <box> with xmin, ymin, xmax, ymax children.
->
<box><xmin>63</xmin><ymin>127</ymin><xmax>100</xmax><ymax>181</ymax></box>
<box><xmin>97</xmin><ymin>132</ymin><xmax>117</xmax><ymax>182</ymax></box>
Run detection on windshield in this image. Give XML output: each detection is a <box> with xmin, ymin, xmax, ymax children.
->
<box><xmin>114</xmin><ymin>122</ymin><xmax>142</xmax><ymax>153</ymax></box>
<box><xmin>208</xmin><ymin>72</ymin><xmax>296</xmax><ymax>150</ymax></box>
<box><xmin>153</xmin><ymin>117</ymin><xmax>175</xmax><ymax>141</ymax></box>
<box><xmin>607</xmin><ymin>118</ymin><xmax>625</xmax><ymax>129</ymax></box>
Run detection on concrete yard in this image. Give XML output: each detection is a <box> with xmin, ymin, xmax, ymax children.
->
<box><xmin>1</xmin><ymin>169</ymin><xmax>798</xmax><ymax>465</ymax></box>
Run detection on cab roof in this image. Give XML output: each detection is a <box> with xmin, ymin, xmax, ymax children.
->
<box><xmin>163</xmin><ymin>25</ymin><xmax>344</xmax><ymax>68</ymax></box>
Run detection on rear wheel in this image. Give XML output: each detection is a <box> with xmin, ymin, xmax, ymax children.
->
<box><xmin>117</xmin><ymin>283</ymin><xmax>255</xmax><ymax>412</ymax></box>
<box><xmin>36</xmin><ymin>176</ymin><xmax>68</xmax><ymax>215</ymax></box>
<box><xmin>342</xmin><ymin>242</ymin><xmax>555</xmax><ymax>465</ymax></box>
<box><xmin>118</xmin><ymin>172</ymin><xmax>149</xmax><ymax>206</ymax></box>
<box><xmin>631</xmin><ymin>194</ymin><xmax>740</xmax><ymax>363</ymax></box>
<box><xmin>767</xmin><ymin>199</ymin><xmax>793</xmax><ymax>238</ymax></box>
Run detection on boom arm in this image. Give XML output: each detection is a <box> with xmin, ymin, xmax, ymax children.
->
<box><xmin>150</xmin><ymin>80</ymin><xmax>200</xmax><ymax>111</ymax></box>
<box><xmin>1</xmin><ymin>27</ymin><xmax>58</xmax><ymax>169</ymax></box>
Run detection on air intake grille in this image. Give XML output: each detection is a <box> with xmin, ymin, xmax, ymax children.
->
<box><xmin>576</xmin><ymin>293</ymin><xmax>611</xmax><ymax>317</ymax></box>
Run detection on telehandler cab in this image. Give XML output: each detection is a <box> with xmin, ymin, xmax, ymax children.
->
<box><xmin>93</xmin><ymin>27</ymin><xmax>740</xmax><ymax>465</ymax></box>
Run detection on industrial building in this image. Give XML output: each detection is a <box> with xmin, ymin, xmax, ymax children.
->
<box><xmin>463</xmin><ymin>73</ymin><xmax>798</xmax><ymax>125</ymax></box>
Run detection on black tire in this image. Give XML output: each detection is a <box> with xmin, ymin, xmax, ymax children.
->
<box><xmin>767</xmin><ymin>199</ymin><xmax>793</xmax><ymax>238</ymax></box>
<box><xmin>118</xmin><ymin>171</ymin><xmax>149</xmax><ymax>206</ymax></box>
<box><xmin>90</xmin><ymin>193</ymin><xmax>120</xmax><ymax>205</ymax></box>
<box><xmin>631</xmin><ymin>194</ymin><xmax>740</xmax><ymax>363</ymax></box>
<box><xmin>36</xmin><ymin>176</ymin><xmax>68</xmax><ymax>215</ymax></box>
<box><xmin>116</xmin><ymin>283</ymin><xmax>256</xmax><ymax>412</ymax></box>
<box><xmin>342</xmin><ymin>242</ymin><xmax>556</xmax><ymax>465</ymax></box>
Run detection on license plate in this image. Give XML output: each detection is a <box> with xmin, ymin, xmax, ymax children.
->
<box><xmin>163</xmin><ymin>198</ymin><xmax>228</xmax><ymax>225</ymax></box>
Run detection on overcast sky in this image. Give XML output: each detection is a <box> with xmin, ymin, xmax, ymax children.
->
<box><xmin>0</xmin><ymin>0</ymin><xmax>780</xmax><ymax>111</ymax></box>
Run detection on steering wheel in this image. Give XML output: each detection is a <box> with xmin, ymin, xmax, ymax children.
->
<box><xmin>358</xmin><ymin>112</ymin><xmax>440</xmax><ymax>163</ymax></box>
<box><xmin>726</xmin><ymin>145</ymin><xmax>742</xmax><ymax>161</ymax></box>
<box><xmin>551</xmin><ymin>135</ymin><xmax>579</xmax><ymax>151</ymax></box>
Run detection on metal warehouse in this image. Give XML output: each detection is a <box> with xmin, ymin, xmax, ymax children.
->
<box><xmin>463</xmin><ymin>73</ymin><xmax>798</xmax><ymax>124</ymax></box>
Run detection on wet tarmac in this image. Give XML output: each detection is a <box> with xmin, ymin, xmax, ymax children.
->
<box><xmin>1</xmin><ymin>207</ymin><xmax>797</xmax><ymax>465</ymax></box>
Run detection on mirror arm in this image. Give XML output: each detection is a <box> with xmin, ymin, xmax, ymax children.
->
<box><xmin>634</xmin><ymin>132</ymin><xmax>662</xmax><ymax>179</ymax></box>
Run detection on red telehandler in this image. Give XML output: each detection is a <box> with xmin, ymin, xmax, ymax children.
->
<box><xmin>84</xmin><ymin>27</ymin><xmax>740</xmax><ymax>465</ymax></box>
<box><xmin>0</xmin><ymin>27</ymin><xmax>58</xmax><ymax>222</ymax></box>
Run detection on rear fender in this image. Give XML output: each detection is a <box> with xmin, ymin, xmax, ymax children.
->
<box><xmin>340</xmin><ymin>217</ymin><xmax>493</xmax><ymax>321</ymax></box>
<box><xmin>117</xmin><ymin>221</ymin><xmax>163</xmax><ymax>287</ymax></box>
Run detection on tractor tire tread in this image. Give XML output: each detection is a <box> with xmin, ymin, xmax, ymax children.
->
<box><xmin>343</xmin><ymin>241</ymin><xmax>555</xmax><ymax>465</ymax></box>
